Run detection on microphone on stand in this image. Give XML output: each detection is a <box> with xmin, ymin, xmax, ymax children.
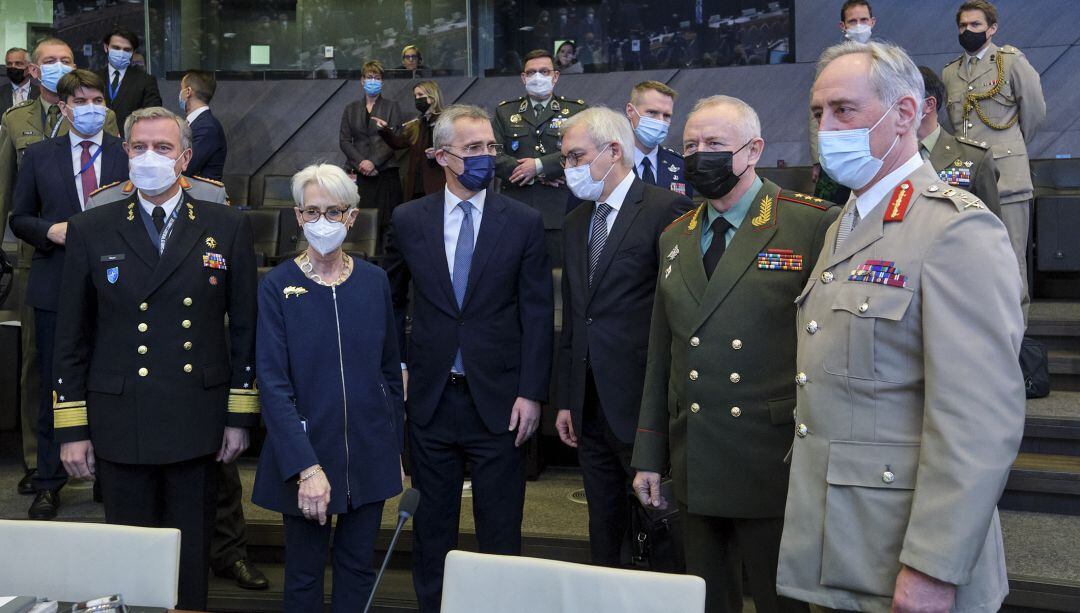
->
<box><xmin>363</xmin><ymin>488</ymin><xmax>421</xmax><ymax>613</ymax></box>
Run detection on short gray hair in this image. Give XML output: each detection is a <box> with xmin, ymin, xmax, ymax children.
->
<box><xmin>687</xmin><ymin>95</ymin><xmax>762</xmax><ymax>143</ymax></box>
<box><xmin>560</xmin><ymin>106</ymin><xmax>635</xmax><ymax>170</ymax></box>
<box><xmin>125</xmin><ymin>107</ymin><xmax>192</xmax><ymax>151</ymax></box>
<box><xmin>292</xmin><ymin>163</ymin><xmax>361</xmax><ymax>208</ymax></box>
<box><xmin>816</xmin><ymin>40</ymin><xmax>924</xmax><ymax>120</ymax></box>
<box><xmin>433</xmin><ymin>104</ymin><xmax>491</xmax><ymax>150</ymax></box>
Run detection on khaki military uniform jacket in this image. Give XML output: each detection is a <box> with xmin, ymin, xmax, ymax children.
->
<box><xmin>632</xmin><ymin>179</ymin><xmax>838</xmax><ymax>517</ymax></box>
<box><xmin>86</xmin><ymin>175</ymin><xmax>230</xmax><ymax>209</ymax></box>
<box><xmin>927</xmin><ymin>129</ymin><xmax>1001</xmax><ymax>219</ymax></box>
<box><xmin>942</xmin><ymin>42</ymin><xmax>1045</xmax><ymax>204</ymax></box>
<box><xmin>775</xmin><ymin>163</ymin><xmax>1025</xmax><ymax>612</ymax></box>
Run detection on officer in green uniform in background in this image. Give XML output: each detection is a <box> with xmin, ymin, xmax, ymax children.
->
<box><xmin>0</xmin><ymin>37</ymin><xmax>118</xmax><ymax>495</ymax></box>
<box><xmin>492</xmin><ymin>48</ymin><xmax>586</xmax><ymax>265</ymax></box>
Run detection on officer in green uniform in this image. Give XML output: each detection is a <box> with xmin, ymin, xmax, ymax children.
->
<box><xmin>632</xmin><ymin>96</ymin><xmax>838</xmax><ymax>613</ymax></box>
<box><xmin>88</xmin><ymin>174</ymin><xmax>229</xmax><ymax>208</ymax></box>
<box><xmin>0</xmin><ymin>38</ymin><xmax>118</xmax><ymax>494</ymax></box>
<box><xmin>492</xmin><ymin>48</ymin><xmax>586</xmax><ymax>265</ymax></box>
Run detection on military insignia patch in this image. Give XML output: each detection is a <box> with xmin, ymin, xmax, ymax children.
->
<box><xmin>126</xmin><ymin>202</ymin><xmax>136</xmax><ymax>222</ymax></box>
<box><xmin>668</xmin><ymin>163</ymin><xmax>679</xmax><ymax>173</ymax></box>
<box><xmin>849</xmin><ymin>260</ymin><xmax>908</xmax><ymax>288</ymax></box>
<box><xmin>561</xmin><ymin>108</ymin><xmax>570</xmax><ymax>116</ymax></box>
<box><xmin>206</xmin><ymin>236</ymin><xmax>217</xmax><ymax>249</ymax></box>
<box><xmin>106</xmin><ymin>266</ymin><xmax>119</xmax><ymax>284</ymax></box>
<box><xmin>884</xmin><ymin>182</ymin><xmax>913</xmax><ymax>222</ymax></box>
<box><xmin>283</xmin><ymin>286</ymin><xmax>308</xmax><ymax>299</ymax></box>
<box><xmin>686</xmin><ymin>206</ymin><xmax>701</xmax><ymax>233</ymax></box>
<box><xmin>757</xmin><ymin>249</ymin><xmax>803</xmax><ymax>271</ymax></box>
<box><xmin>664</xmin><ymin>264</ymin><xmax>672</xmax><ymax>279</ymax></box>
<box><xmin>186</xmin><ymin>202</ymin><xmax>196</xmax><ymax>221</ymax></box>
<box><xmin>511</xmin><ymin>140</ymin><xmax>519</xmax><ymax>152</ymax></box>
<box><xmin>670</xmin><ymin>182</ymin><xmax>686</xmax><ymax>196</ymax></box>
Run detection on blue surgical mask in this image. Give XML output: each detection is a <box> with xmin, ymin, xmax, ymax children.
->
<box><xmin>71</xmin><ymin>104</ymin><xmax>107</xmax><ymax>136</ymax></box>
<box><xmin>630</xmin><ymin>105</ymin><xmax>670</xmax><ymax>150</ymax></box>
<box><xmin>817</xmin><ymin>104</ymin><xmax>899</xmax><ymax>190</ymax></box>
<box><xmin>178</xmin><ymin>89</ymin><xmax>187</xmax><ymax>113</ymax></box>
<box><xmin>39</xmin><ymin>62</ymin><xmax>73</xmax><ymax>93</ymax></box>
<box><xmin>445</xmin><ymin>152</ymin><xmax>496</xmax><ymax>191</ymax></box>
<box><xmin>363</xmin><ymin>78</ymin><xmax>382</xmax><ymax>96</ymax></box>
<box><xmin>108</xmin><ymin>48</ymin><xmax>132</xmax><ymax>70</ymax></box>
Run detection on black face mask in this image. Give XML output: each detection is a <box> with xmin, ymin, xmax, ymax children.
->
<box><xmin>685</xmin><ymin>141</ymin><xmax>753</xmax><ymax>200</ymax></box>
<box><xmin>6</xmin><ymin>67</ymin><xmax>26</xmax><ymax>84</ymax></box>
<box><xmin>415</xmin><ymin>97</ymin><xmax>431</xmax><ymax>114</ymax></box>
<box><xmin>959</xmin><ymin>29</ymin><xmax>988</xmax><ymax>54</ymax></box>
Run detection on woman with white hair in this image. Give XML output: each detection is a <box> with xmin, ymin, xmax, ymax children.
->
<box><xmin>251</xmin><ymin>163</ymin><xmax>404</xmax><ymax>612</ymax></box>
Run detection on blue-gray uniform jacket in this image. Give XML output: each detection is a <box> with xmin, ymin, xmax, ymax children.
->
<box><xmin>252</xmin><ymin>258</ymin><xmax>404</xmax><ymax>515</ymax></box>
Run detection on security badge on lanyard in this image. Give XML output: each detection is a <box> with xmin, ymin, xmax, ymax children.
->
<box><xmin>157</xmin><ymin>206</ymin><xmax>182</xmax><ymax>253</ymax></box>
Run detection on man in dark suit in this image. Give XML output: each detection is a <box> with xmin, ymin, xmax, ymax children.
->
<box><xmin>9</xmin><ymin>69</ymin><xmax>128</xmax><ymax>520</ymax></box>
<box><xmin>632</xmin><ymin>96</ymin><xmax>838</xmax><ymax>613</ymax></box>
<box><xmin>52</xmin><ymin>107</ymin><xmax>258</xmax><ymax>611</ymax></box>
<box><xmin>180</xmin><ymin>70</ymin><xmax>227</xmax><ymax>181</ymax></box>
<box><xmin>97</xmin><ymin>27</ymin><xmax>162</xmax><ymax>137</ymax></box>
<box><xmin>555</xmin><ymin>107</ymin><xmax>692</xmax><ymax>566</ymax></box>
<box><xmin>383</xmin><ymin>104</ymin><xmax>553</xmax><ymax>612</ymax></box>
<box><xmin>2</xmin><ymin>46</ymin><xmax>36</xmax><ymax>115</ymax></box>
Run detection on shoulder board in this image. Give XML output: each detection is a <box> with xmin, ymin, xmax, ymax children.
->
<box><xmin>557</xmin><ymin>95</ymin><xmax>585</xmax><ymax>105</ymax></box>
<box><xmin>927</xmin><ymin>183</ymin><xmax>985</xmax><ymax>213</ymax></box>
<box><xmin>178</xmin><ymin>176</ymin><xmax>191</xmax><ymax>190</ymax></box>
<box><xmin>944</xmin><ymin>55</ymin><xmax>963</xmax><ymax>67</ymax></box>
<box><xmin>2</xmin><ymin>99</ymin><xmax>34</xmax><ymax>118</ymax></box>
<box><xmin>661</xmin><ymin>146</ymin><xmax>683</xmax><ymax>158</ymax></box>
<box><xmin>665</xmin><ymin>205</ymin><xmax>699</xmax><ymax>232</ymax></box>
<box><xmin>499</xmin><ymin>97</ymin><xmax>524</xmax><ymax>106</ymax></box>
<box><xmin>121</xmin><ymin>181</ymin><xmax>135</xmax><ymax>194</ymax></box>
<box><xmin>89</xmin><ymin>180</ymin><xmax>122</xmax><ymax>197</ymax></box>
<box><xmin>191</xmin><ymin>175</ymin><xmax>225</xmax><ymax>187</ymax></box>
<box><xmin>955</xmin><ymin>135</ymin><xmax>990</xmax><ymax>150</ymax></box>
<box><xmin>1000</xmin><ymin>45</ymin><xmax>1019</xmax><ymax>54</ymax></box>
<box><xmin>777</xmin><ymin>191</ymin><xmax>828</xmax><ymax>210</ymax></box>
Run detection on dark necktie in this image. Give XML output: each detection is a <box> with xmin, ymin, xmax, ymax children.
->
<box><xmin>78</xmin><ymin>141</ymin><xmax>97</xmax><ymax>208</ymax></box>
<box><xmin>452</xmin><ymin>201</ymin><xmax>475</xmax><ymax>373</ymax></box>
<box><xmin>702</xmin><ymin>216</ymin><xmax>733</xmax><ymax>279</ymax></box>
<box><xmin>46</xmin><ymin>105</ymin><xmax>60</xmax><ymax>134</ymax></box>
<box><xmin>110</xmin><ymin>70</ymin><xmax>120</xmax><ymax>100</ymax></box>
<box><xmin>151</xmin><ymin>206</ymin><xmax>166</xmax><ymax>234</ymax></box>
<box><xmin>640</xmin><ymin>157</ymin><xmax>656</xmax><ymax>185</ymax></box>
<box><xmin>534</xmin><ymin>103</ymin><xmax>543</xmax><ymax>119</ymax></box>
<box><xmin>588</xmin><ymin>202</ymin><xmax>613</xmax><ymax>286</ymax></box>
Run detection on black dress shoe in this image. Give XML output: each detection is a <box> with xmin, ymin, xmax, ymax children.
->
<box><xmin>17</xmin><ymin>470</ymin><xmax>36</xmax><ymax>495</ymax></box>
<box><xmin>215</xmin><ymin>559</ymin><xmax>270</xmax><ymax>590</ymax></box>
<box><xmin>28</xmin><ymin>490</ymin><xmax>60</xmax><ymax>520</ymax></box>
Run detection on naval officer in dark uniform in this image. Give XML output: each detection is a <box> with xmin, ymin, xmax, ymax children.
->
<box><xmin>52</xmin><ymin>107</ymin><xmax>258</xmax><ymax>611</ymax></box>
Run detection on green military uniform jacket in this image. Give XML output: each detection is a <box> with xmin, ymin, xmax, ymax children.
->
<box><xmin>632</xmin><ymin>178</ymin><xmax>838</xmax><ymax>517</ymax></box>
<box><xmin>925</xmin><ymin>127</ymin><xmax>1001</xmax><ymax>218</ymax></box>
<box><xmin>941</xmin><ymin>42</ymin><xmax>1045</xmax><ymax>205</ymax></box>
<box><xmin>87</xmin><ymin>175</ymin><xmax>230</xmax><ymax>209</ymax></box>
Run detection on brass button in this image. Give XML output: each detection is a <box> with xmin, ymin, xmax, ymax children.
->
<box><xmin>689</xmin><ymin>370</ymin><xmax>699</xmax><ymax>381</ymax></box>
<box><xmin>137</xmin><ymin>323</ymin><xmax>148</xmax><ymax>333</ymax></box>
<box><xmin>731</xmin><ymin>339</ymin><xmax>743</xmax><ymax>350</ymax></box>
<box><xmin>730</xmin><ymin>406</ymin><xmax>742</xmax><ymax>417</ymax></box>
<box><xmin>806</xmin><ymin>320</ymin><xmax>819</xmax><ymax>334</ymax></box>
<box><xmin>796</xmin><ymin>423</ymin><xmax>808</xmax><ymax>438</ymax></box>
<box><xmin>821</xmin><ymin>271</ymin><xmax>834</xmax><ymax>284</ymax></box>
<box><xmin>729</xmin><ymin>372</ymin><xmax>741</xmax><ymax>383</ymax></box>
<box><xmin>882</xmin><ymin>470</ymin><xmax>896</xmax><ymax>484</ymax></box>
<box><xmin>858</xmin><ymin>302</ymin><xmax>869</xmax><ymax>313</ymax></box>
<box><xmin>137</xmin><ymin>345</ymin><xmax>148</xmax><ymax>355</ymax></box>
<box><xmin>690</xmin><ymin>402</ymin><xmax>701</xmax><ymax>413</ymax></box>
<box><xmin>690</xmin><ymin>336</ymin><xmax>700</xmax><ymax>347</ymax></box>
<box><xmin>795</xmin><ymin>372</ymin><xmax>808</xmax><ymax>386</ymax></box>
<box><xmin>183</xmin><ymin>364</ymin><xmax>193</xmax><ymax>373</ymax></box>
<box><xmin>139</xmin><ymin>302</ymin><xmax>148</xmax><ymax>311</ymax></box>
<box><xmin>183</xmin><ymin>297</ymin><xmax>193</xmax><ymax>307</ymax></box>
<box><xmin>181</xmin><ymin>319</ymin><xmax>192</xmax><ymax>329</ymax></box>
<box><xmin>138</xmin><ymin>367</ymin><xmax>149</xmax><ymax>377</ymax></box>
<box><xmin>183</xmin><ymin>341</ymin><xmax>193</xmax><ymax>350</ymax></box>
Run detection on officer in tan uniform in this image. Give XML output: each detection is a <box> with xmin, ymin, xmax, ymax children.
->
<box><xmin>941</xmin><ymin>0</ymin><xmax>1044</xmax><ymax>317</ymax></box>
<box><xmin>777</xmin><ymin>41</ymin><xmax>1025</xmax><ymax>613</ymax></box>
<box><xmin>87</xmin><ymin>174</ymin><xmax>229</xmax><ymax>208</ymax></box>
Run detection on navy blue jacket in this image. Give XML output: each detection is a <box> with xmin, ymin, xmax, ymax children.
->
<box><xmin>10</xmin><ymin>133</ymin><xmax>128</xmax><ymax>311</ymax></box>
<box><xmin>656</xmin><ymin>146</ymin><xmax>692</xmax><ymax>198</ymax></box>
<box><xmin>187</xmin><ymin>109</ymin><xmax>227</xmax><ymax>181</ymax></box>
<box><xmin>252</xmin><ymin>258</ymin><xmax>404</xmax><ymax>515</ymax></box>
<box><xmin>383</xmin><ymin>191</ymin><xmax>553</xmax><ymax>433</ymax></box>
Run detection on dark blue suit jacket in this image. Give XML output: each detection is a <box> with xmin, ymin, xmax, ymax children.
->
<box><xmin>10</xmin><ymin>133</ymin><xmax>127</xmax><ymax>311</ymax></box>
<box><xmin>383</xmin><ymin>190</ymin><xmax>554</xmax><ymax>433</ymax></box>
<box><xmin>187</xmin><ymin>109</ymin><xmax>227</xmax><ymax>181</ymax></box>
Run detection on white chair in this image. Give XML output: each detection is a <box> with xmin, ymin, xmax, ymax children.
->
<box><xmin>0</xmin><ymin>520</ymin><xmax>180</xmax><ymax>608</ymax></box>
<box><xmin>440</xmin><ymin>550</ymin><xmax>706</xmax><ymax>613</ymax></box>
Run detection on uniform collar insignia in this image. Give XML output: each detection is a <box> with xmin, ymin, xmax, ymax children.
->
<box><xmin>667</xmin><ymin>244</ymin><xmax>680</xmax><ymax>261</ymax></box>
<box><xmin>751</xmin><ymin>194</ymin><xmax>774</xmax><ymax>228</ymax></box>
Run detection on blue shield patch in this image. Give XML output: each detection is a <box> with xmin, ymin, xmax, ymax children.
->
<box><xmin>106</xmin><ymin>266</ymin><xmax>119</xmax><ymax>284</ymax></box>
<box><xmin>510</xmin><ymin>140</ymin><xmax>519</xmax><ymax>152</ymax></box>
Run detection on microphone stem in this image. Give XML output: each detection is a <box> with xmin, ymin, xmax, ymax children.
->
<box><xmin>363</xmin><ymin>514</ymin><xmax>408</xmax><ymax>613</ymax></box>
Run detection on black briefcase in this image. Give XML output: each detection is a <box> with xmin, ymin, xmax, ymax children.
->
<box><xmin>1020</xmin><ymin>337</ymin><xmax>1050</xmax><ymax>398</ymax></box>
<box><xmin>628</xmin><ymin>479</ymin><xmax>685</xmax><ymax>573</ymax></box>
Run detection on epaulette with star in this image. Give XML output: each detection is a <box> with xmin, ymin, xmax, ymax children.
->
<box><xmin>89</xmin><ymin>180</ymin><xmax>122</xmax><ymax>197</ymax></box>
<box><xmin>778</xmin><ymin>191</ymin><xmax>829</xmax><ymax>211</ymax></box>
<box><xmin>923</xmin><ymin>182</ymin><xmax>985</xmax><ymax>214</ymax></box>
<box><xmin>956</xmin><ymin>135</ymin><xmax>990</xmax><ymax>149</ymax></box>
<box><xmin>558</xmin><ymin>95</ymin><xmax>586</xmax><ymax>105</ymax></box>
<box><xmin>665</xmin><ymin>204</ymin><xmax>701</xmax><ymax>233</ymax></box>
<box><xmin>1000</xmin><ymin>45</ymin><xmax>1019</xmax><ymax>54</ymax></box>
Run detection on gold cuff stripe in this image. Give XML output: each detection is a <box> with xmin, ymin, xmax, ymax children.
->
<box><xmin>54</xmin><ymin>400</ymin><xmax>87</xmax><ymax>409</ymax></box>
<box><xmin>229</xmin><ymin>388</ymin><xmax>259</xmax><ymax>396</ymax></box>
<box><xmin>55</xmin><ymin>407</ymin><xmax>89</xmax><ymax>428</ymax></box>
<box><xmin>229</xmin><ymin>396</ymin><xmax>261</xmax><ymax>414</ymax></box>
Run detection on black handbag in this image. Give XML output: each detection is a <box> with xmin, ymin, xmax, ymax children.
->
<box><xmin>1020</xmin><ymin>337</ymin><xmax>1050</xmax><ymax>398</ymax></box>
<box><xmin>627</xmin><ymin>478</ymin><xmax>685</xmax><ymax>573</ymax></box>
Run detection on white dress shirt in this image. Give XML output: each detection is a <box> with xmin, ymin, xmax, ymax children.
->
<box><xmin>443</xmin><ymin>185</ymin><xmax>486</xmax><ymax>277</ymax></box>
<box><xmin>588</xmin><ymin>170</ymin><xmax>635</xmax><ymax>237</ymax></box>
<box><xmin>69</xmin><ymin>131</ymin><xmax>104</xmax><ymax>208</ymax></box>
<box><xmin>633</xmin><ymin>146</ymin><xmax>659</xmax><ymax>182</ymax></box>
<box><xmin>186</xmin><ymin>106</ymin><xmax>209</xmax><ymax>125</ymax></box>
<box><xmin>12</xmin><ymin>81</ymin><xmax>31</xmax><ymax>104</ymax></box>
<box><xmin>851</xmin><ymin>153</ymin><xmax>926</xmax><ymax>219</ymax></box>
<box><xmin>137</xmin><ymin>184</ymin><xmax>183</xmax><ymax>221</ymax></box>
<box><xmin>108</xmin><ymin>66</ymin><xmax>128</xmax><ymax>96</ymax></box>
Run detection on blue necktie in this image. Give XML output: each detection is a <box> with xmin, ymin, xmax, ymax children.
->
<box><xmin>452</xmin><ymin>201</ymin><xmax>474</xmax><ymax>373</ymax></box>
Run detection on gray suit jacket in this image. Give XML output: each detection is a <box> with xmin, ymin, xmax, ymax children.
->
<box><xmin>776</xmin><ymin>163</ymin><xmax>1025</xmax><ymax>612</ymax></box>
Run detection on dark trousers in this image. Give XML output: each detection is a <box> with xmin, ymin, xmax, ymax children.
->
<box><xmin>578</xmin><ymin>371</ymin><xmax>635</xmax><ymax>566</ymax></box>
<box><xmin>97</xmin><ymin>454</ymin><xmax>218</xmax><ymax>611</ymax></box>
<box><xmin>210</xmin><ymin>460</ymin><xmax>250</xmax><ymax>571</ymax></box>
<box><xmin>408</xmin><ymin>377</ymin><xmax>525</xmax><ymax>613</ymax></box>
<box><xmin>681</xmin><ymin>509</ymin><xmax>807</xmax><ymax>613</ymax></box>
<box><xmin>31</xmin><ymin>308</ymin><xmax>66</xmax><ymax>492</ymax></box>
<box><xmin>282</xmin><ymin>500</ymin><xmax>384</xmax><ymax>613</ymax></box>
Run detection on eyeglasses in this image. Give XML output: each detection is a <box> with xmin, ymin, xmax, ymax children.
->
<box><xmin>560</xmin><ymin>146</ymin><xmax>609</xmax><ymax>169</ymax></box>
<box><xmin>403</xmin><ymin>54</ymin><xmax>420</xmax><ymax>60</ymax></box>
<box><xmin>299</xmin><ymin>207</ymin><xmax>350</xmax><ymax>223</ymax></box>
<box><xmin>523</xmin><ymin>69</ymin><xmax>554</xmax><ymax>77</ymax></box>
<box><xmin>444</xmin><ymin>143</ymin><xmax>504</xmax><ymax>156</ymax></box>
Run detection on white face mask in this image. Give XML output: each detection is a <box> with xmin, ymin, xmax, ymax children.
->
<box><xmin>844</xmin><ymin>23</ymin><xmax>872</xmax><ymax>44</ymax></box>
<box><xmin>564</xmin><ymin>145</ymin><xmax>615</xmax><ymax>202</ymax></box>
<box><xmin>817</xmin><ymin>104</ymin><xmax>899</xmax><ymax>191</ymax></box>
<box><xmin>525</xmin><ymin>73</ymin><xmax>554</xmax><ymax>99</ymax></box>
<box><xmin>303</xmin><ymin>216</ymin><xmax>348</xmax><ymax>255</ymax></box>
<box><xmin>129</xmin><ymin>150</ymin><xmax>180</xmax><ymax>196</ymax></box>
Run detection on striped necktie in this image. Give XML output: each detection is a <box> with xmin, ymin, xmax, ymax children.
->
<box><xmin>588</xmin><ymin>202</ymin><xmax>613</xmax><ymax>286</ymax></box>
<box><xmin>835</xmin><ymin>203</ymin><xmax>860</xmax><ymax>250</ymax></box>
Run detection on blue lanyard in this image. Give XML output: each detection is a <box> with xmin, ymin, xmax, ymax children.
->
<box><xmin>77</xmin><ymin>144</ymin><xmax>103</xmax><ymax>176</ymax></box>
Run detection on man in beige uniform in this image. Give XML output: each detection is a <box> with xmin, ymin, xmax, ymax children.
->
<box><xmin>941</xmin><ymin>0</ymin><xmax>1044</xmax><ymax>317</ymax></box>
<box><xmin>777</xmin><ymin>40</ymin><xmax>1025</xmax><ymax>613</ymax></box>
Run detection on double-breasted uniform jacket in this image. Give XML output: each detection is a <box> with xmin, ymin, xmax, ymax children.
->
<box><xmin>631</xmin><ymin>178</ymin><xmax>838</xmax><ymax>517</ymax></box>
<box><xmin>941</xmin><ymin>42</ymin><xmax>1045</xmax><ymax>205</ymax></box>
<box><xmin>51</xmin><ymin>193</ymin><xmax>260</xmax><ymax>464</ymax></box>
<box><xmin>775</xmin><ymin>163</ymin><xmax>1025</xmax><ymax>612</ymax></box>
<box><xmin>927</xmin><ymin>129</ymin><xmax>1001</xmax><ymax>218</ymax></box>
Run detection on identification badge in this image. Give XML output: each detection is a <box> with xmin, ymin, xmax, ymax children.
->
<box><xmin>106</xmin><ymin>266</ymin><xmax>119</xmax><ymax>284</ymax></box>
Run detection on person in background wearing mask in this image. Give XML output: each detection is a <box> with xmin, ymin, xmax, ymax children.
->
<box><xmin>382</xmin><ymin>105</ymin><xmax>553</xmax><ymax>613</ymax></box>
<box><xmin>340</xmin><ymin>60</ymin><xmax>403</xmax><ymax>249</ymax></box>
<box><xmin>941</xmin><ymin>0</ymin><xmax>1044</xmax><ymax>321</ymax></box>
<box><xmin>626</xmin><ymin>80</ymin><xmax>691</xmax><ymax>197</ymax></box>
<box><xmin>632</xmin><ymin>95</ymin><xmax>836</xmax><ymax>613</ymax></box>
<box><xmin>2</xmin><ymin>47</ymin><xmax>36</xmax><ymax>115</ymax></box>
<box><xmin>179</xmin><ymin>70</ymin><xmax>227</xmax><ymax>182</ymax></box>
<box><xmin>776</xmin><ymin>40</ymin><xmax>1024</xmax><ymax>613</ymax></box>
<box><xmin>252</xmin><ymin>163</ymin><xmax>404</xmax><ymax>613</ymax></box>
<box><xmin>9</xmin><ymin>69</ymin><xmax>127</xmax><ymax>521</ymax></box>
<box><xmin>96</xmin><ymin>27</ymin><xmax>162</xmax><ymax>138</ymax></box>
<box><xmin>0</xmin><ymin>37</ymin><xmax>119</xmax><ymax>501</ymax></box>
<box><xmin>492</xmin><ymin>48</ymin><xmax>587</xmax><ymax>266</ymax></box>
<box><xmin>555</xmin><ymin>106</ymin><xmax>691</xmax><ymax>567</ymax></box>
<box><xmin>52</xmin><ymin>106</ymin><xmax>258</xmax><ymax>611</ymax></box>
<box><xmin>374</xmin><ymin>80</ymin><xmax>447</xmax><ymax>200</ymax></box>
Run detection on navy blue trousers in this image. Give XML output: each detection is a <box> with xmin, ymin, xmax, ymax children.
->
<box><xmin>32</xmin><ymin>308</ymin><xmax>66</xmax><ymax>492</ymax></box>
